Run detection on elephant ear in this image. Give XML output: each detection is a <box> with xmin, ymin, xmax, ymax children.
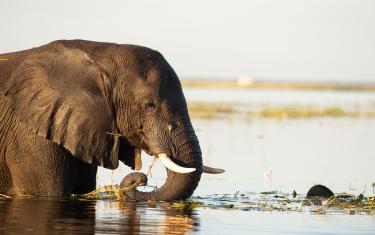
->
<box><xmin>5</xmin><ymin>43</ymin><xmax>120</xmax><ymax>169</ymax></box>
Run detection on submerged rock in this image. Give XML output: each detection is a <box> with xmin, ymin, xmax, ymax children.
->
<box><xmin>306</xmin><ymin>184</ymin><xmax>334</xmax><ymax>198</ymax></box>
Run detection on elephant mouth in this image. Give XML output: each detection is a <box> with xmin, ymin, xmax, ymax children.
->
<box><xmin>127</xmin><ymin>134</ymin><xmax>199</xmax><ymax>174</ymax></box>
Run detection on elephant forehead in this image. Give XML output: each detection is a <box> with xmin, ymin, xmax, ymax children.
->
<box><xmin>131</xmin><ymin>69</ymin><xmax>163</xmax><ymax>98</ymax></box>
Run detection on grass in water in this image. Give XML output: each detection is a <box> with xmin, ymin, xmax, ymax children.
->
<box><xmin>172</xmin><ymin>200</ymin><xmax>201</xmax><ymax>211</ymax></box>
<box><xmin>2</xmin><ymin>188</ymin><xmax>374</xmax><ymax>215</ymax></box>
<box><xmin>258</xmin><ymin>106</ymin><xmax>348</xmax><ymax>119</ymax></box>
<box><xmin>188</xmin><ymin>102</ymin><xmax>235</xmax><ymax>119</ymax></box>
<box><xmin>187</xmin><ymin>101</ymin><xmax>375</xmax><ymax>119</ymax></box>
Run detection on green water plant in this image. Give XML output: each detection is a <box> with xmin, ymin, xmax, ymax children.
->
<box><xmin>186</xmin><ymin>101</ymin><xmax>375</xmax><ymax>120</ymax></box>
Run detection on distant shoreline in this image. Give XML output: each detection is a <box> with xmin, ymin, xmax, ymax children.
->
<box><xmin>181</xmin><ymin>79</ymin><xmax>375</xmax><ymax>92</ymax></box>
<box><xmin>187</xmin><ymin>101</ymin><xmax>375</xmax><ymax>120</ymax></box>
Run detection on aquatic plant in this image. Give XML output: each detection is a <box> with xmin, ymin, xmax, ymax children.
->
<box><xmin>187</xmin><ymin>102</ymin><xmax>235</xmax><ymax>119</ymax></box>
<box><xmin>187</xmin><ymin>101</ymin><xmax>374</xmax><ymax>120</ymax></box>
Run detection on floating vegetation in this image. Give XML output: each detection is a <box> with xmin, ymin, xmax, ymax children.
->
<box><xmin>0</xmin><ymin>193</ymin><xmax>33</xmax><ymax>198</ymax></box>
<box><xmin>72</xmin><ymin>159</ymin><xmax>158</xmax><ymax>200</ymax></box>
<box><xmin>187</xmin><ymin>101</ymin><xmax>375</xmax><ymax>120</ymax></box>
<box><xmin>2</xmin><ymin>188</ymin><xmax>374</xmax><ymax>216</ymax></box>
<box><xmin>260</xmin><ymin>191</ymin><xmax>279</xmax><ymax>195</ymax></box>
<box><xmin>0</xmin><ymin>188</ymin><xmax>131</xmax><ymax>200</ymax></box>
<box><xmin>71</xmin><ymin>184</ymin><xmax>128</xmax><ymax>200</ymax></box>
<box><xmin>68</xmin><ymin>186</ymin><xmax>375</xmax><ymax>215</ymax></box>
<box><xmin>171</xmin><ymin>200</ymin><xmax>202</xmax><ymax>212</ymax></box>
<box><xmin>302</xmin><ymin>194</ymin><xmax>375</xmax><ymax>214</ymax></box>
<box><xmin>190</xmin><ymin>192</ymin><xmax>375</xmax><ymax>215</ymax></box>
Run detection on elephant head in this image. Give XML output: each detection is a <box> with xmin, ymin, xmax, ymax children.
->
<box><xmin>4</xmin><ymin>40</ymin><xmax>223</xmax><ymax>201</ymax></box>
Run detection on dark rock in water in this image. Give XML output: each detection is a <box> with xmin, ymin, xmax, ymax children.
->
<box><xmin>306</xmin><ymin>184</ymin><xmax>334</xmax><ymax>198</ymax></box>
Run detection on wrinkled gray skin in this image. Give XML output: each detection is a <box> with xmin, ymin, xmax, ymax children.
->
<box><xmin>0</xmin><ymin>40</ymin><xmax>202</xmax><ymax>200</ymax></box>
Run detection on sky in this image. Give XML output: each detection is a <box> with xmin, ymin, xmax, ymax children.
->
<box><xmin>0</xmin><ymin>0</ymin><xmax>374</xmax><ymax>82</ymax></box>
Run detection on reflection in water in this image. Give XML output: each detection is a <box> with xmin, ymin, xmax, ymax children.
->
<box><xmin>97</xmin><ymin>201</ymin><xmax>198</xmax><ymax>234</ymax></box>
<box><xmin>1</xmin><ymin>197</ymin><xmax>375</xmax><ymax>235</ymax></box>
<box><xmin>158</xmin><ymin>206</ymin><xmax>196</xmax><ymax>234</ymax></box>
<box><xmin>0</xmin><ymin>198</ymin><xmax>96</xmax><ymax>234</ymax></box>
<box><xmin>0</xmin><ymin>198</ymin><xmax>198</xmax><ymax>234</ymax></box>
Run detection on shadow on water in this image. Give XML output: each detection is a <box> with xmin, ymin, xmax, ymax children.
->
<box><xmin>0</xmin><ymin>198</ymin><xmax>198</xmax><ymax>234</ymax></box>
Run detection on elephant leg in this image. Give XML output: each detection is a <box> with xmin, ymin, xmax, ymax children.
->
<box><xmin>6</xmin><ymin>137</ymin><xmax>68</xmax><ymax>196</ymax></box>
<box><xmin>6</xmin><ymin>131</ymin><xmax>97</xmax><ymax>197</ymax></box>
<box><xmin>0</xmin><ymin>161</ymin><xmax>12</xmax><ymax>194</ymax></box>
<box><xmin>70</xmin><ymin>165</ymin><xmax>97</xmax><ymax>195</ymax></box>
<box><xmin>71</xmin><ymin>180</ymin><xmax>96</xmax><ymax>195</ymax></box>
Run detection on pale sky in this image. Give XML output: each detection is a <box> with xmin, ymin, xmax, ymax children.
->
<box><xmin>1</xmin><ymin>0</ymin><xmax>374</xmax><ymax>82</ymax></box>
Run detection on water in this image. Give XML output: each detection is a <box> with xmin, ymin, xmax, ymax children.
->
<box><xmin>1</xmin><ymin>198</ymin><xmax>375</xmax><ymax>234</ymax></box>
<box><xmin>99</xmin><ymin>89</ymin><xmax>375</xmax><ymax>196</ymax></box>
<box><xmin>184</xmin><ymin>88</ymin><xmax>375</xmax><ymax>111</ymax></box>
<box><xmin>1</xmin><ymin>89</ymin><xmax>375</xmax><ymax>234</ymax></box>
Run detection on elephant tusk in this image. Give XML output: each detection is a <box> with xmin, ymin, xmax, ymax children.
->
<box><xmin>157</xmin><ymin>153</ymin><xmax>196</xmax><ymax>174</ymax></box>
<box><xmin>134</xmin><ymin>148</ymin><xmax>142</xmax><ymax>171</ymax></box>
<box><xmin>202</xmin><ymin>165</ymin><xmax>225</xmax><ymax>174</ymax></box>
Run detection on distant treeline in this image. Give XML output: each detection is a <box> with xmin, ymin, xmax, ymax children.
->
<box><xmin>181</xmin><ymin>79</ymin><xmax>375</xmax><ymax>92</ymax></box>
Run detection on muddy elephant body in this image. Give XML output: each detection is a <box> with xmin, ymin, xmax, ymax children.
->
<box><xmin>0</xmin><ymin>40</ymin><xmax>222</xmax><ymax>200</ymax></box>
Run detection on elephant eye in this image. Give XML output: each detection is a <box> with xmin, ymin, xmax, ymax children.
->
<box><xmin>144</xmin><ymin>100</ymin><xmax>156</xmax><ymax>111</ymax></box>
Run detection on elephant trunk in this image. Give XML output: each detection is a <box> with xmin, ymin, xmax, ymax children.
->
<box><xmin>122</xmin><ymin>130</ymin><xmax>202</xmax><ymax>201</ymax></box>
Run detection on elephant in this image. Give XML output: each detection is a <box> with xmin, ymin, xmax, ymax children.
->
<box><xmin>0</xmin><ymin>40</ymin><xmax>224</xmax><ymax>200</ymax></box>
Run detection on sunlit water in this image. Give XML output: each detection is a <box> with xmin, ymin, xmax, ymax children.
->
<box><xmin>1</xmin><ymin>89</ymin><xmax>375</xmax><ymax>234</ymax></box>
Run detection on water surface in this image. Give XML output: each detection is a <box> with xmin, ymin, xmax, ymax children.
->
<box><xmin>2</xmin><ymin>88</ymin><xmax>375</xmax><ymax>234</ymax></box>
<box><xmin>1</xmin><ymin>198</ymin><xmax>375</xmax><ymax>234</ymax></box>
<box><xmin>99</xmin><ymin>89</ymin><xmax>375</xmax><ymax>195</ymax></box>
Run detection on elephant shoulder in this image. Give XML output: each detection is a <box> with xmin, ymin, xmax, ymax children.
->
<box><xmin>0</xmin><ymin>49</ymin><xmax>34</xmax><ymax>92</ymax></box>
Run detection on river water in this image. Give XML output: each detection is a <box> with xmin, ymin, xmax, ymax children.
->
<box><xmin>1</xmin><ymin>88</ymin><xmax>375</xmax><ymax>234</ymax></box>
